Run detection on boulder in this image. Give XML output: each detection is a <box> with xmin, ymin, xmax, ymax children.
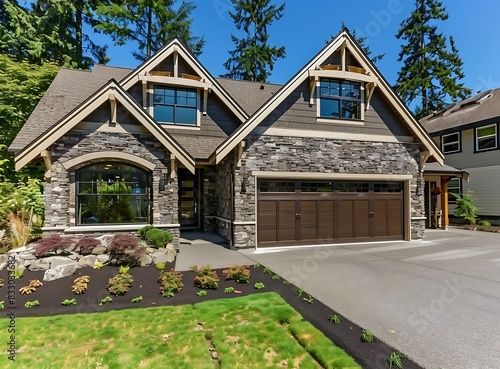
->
<box><xmin>19</xmin><ymin>253</ymin><xmax>36</xmax><ymax>261</ymax></box>
<box><xmin>47</xmin><ymin>256</ymin><xmax>75</xmax><ymax>269</ymax></box>
<box><xmin>28</xmin><ymin>258</ymin><xmax>51</xmax><ymax>271</ymax></box>
<box><xmin>91</xmin><ymin>246</ymin><xmax>107</xmax><ymax>255</ymax></box>
<box><xmin>78</xmin><ymin>255</ymin><xmax>97</xmax><ymax>267</ymax></box>
<box><xmin>165</xmin><ymin>243</ymin><xmax>176</xmax><ymax>263</ymax></box>
<box><xmin>43</xmin><ymin>263</ymin><xmax>77</xmax><ymax>281</ymax></box>
<box><xmin>0</xmin><ymin>254</ymin><xmax>8</xmax><ymax>270</ymax></box>
<box><xmin>136</xmin><ymin>253</ymin><xmax>152</xmax><ymax>267</ymax></box>
<box><xmin>96</xmin><ymin>254</ymin><xmax>110</xmax><ymax>264</ymax></box>
<box><xmin>151</xmin><ymin>252</ymin><xmax>169</xmax><ymax>264</ymax></box>
<box><xmin>67</xmin><ymin>252</ymin><xmax>81</xmax><ymax>261</ymax></box>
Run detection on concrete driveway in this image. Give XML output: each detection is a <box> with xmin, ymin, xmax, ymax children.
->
<box><xmin>240</xmin><ymin>228</ymin><xmax>500</xmax><ymax>369</ymax></box>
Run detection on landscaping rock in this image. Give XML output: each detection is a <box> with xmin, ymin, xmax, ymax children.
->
<box><xmin>19</xmin><ymin>253</ymin><xmax>36</xmax><ymax>260</ymax></box>
<box><xmin>47</xmin><ymin>256</ymin><xmax>75</xmax><ymax>269</ymax></box>
<box><xmin>67</xmin><ymin>252</ymin><xmax>81</xmax><ymax>261</ymax></box>
<box><xmin>151</xmin><ymin>252</ymin><xmax>169</xmax><ymax>264</ymax></box>
<box><xmin>145</xmin><ymin>247</ymin><xmax>157</xmax><ymax>254</ymax></box>
<box><xmin>165</xmin><ymin>244</ymin><xmax>176</xmax><ymax>263</ymax></box>
<box><xmin>96</xmin><ymin>254</ymin><xmax>110</xmax><ymax>264</ymax></box>
<box><xmin>91</xmin><ymin>246</ymin><xmax>107</xmax><ymax>255</ymax></box>
<box><xmin>136</xmin><ymin>253</ymin><xmax>152</xmax><ymax>267</ymax></box>
<box><xmin>78</xmin><ymin>255</ymin><xmax>97</xmax><ymax>267</ymax></box>
<box><xmin>43</xmin><ymin>264</ymin><xmax>77</xmax><ymax>281</ymax></box>
<box><xmin>0</xmin><ymin>254</ymin><xmax>8</xmax><ymax>270</ymax></box>
<box><xmin>29</xmin><ymin>258</ymin><xmax>51</xmax><ymax>271</ymax></box>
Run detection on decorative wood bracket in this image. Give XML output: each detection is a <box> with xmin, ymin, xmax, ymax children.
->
<box><xmin>41</xmin><ymin>150</ymin><xmax>51</xmax><ymax>179</ymax></box>
<box><xmin>173</xmin><ymin>48</ymin><xmax>179</xmax><ymax>78</ymax></box>
<box><xmin>420</xmin><ymin>150</ymin><xmax>431</xmax><ymax>173</ymax></box>
<box><xmin>365</xmin><ymin>82</ymin><xmax>377</xmax><ymax>110</ymax></box>
<box><xmin>203</xmin><ymin>87</ymin><xmax>210</xmax><ymax>116</ymax></box>
<box><xmin>142</xmin><ymin>80</ymin><xmax>147</xmax><ymax>110</ymax></box>
<box><xmin>109</xmin><ymin>93</ymin><xmax>117</xmax><ymax>125</ymax></box>
<box><xmin>170</xmin><ymin>153</ymin><xmax>177</xmax><ymax>179</ymax></box>
<box><xmin>236</xmin><ymin>141</ymin><xmax>245</xmax><ymax>167</ymax></box>
<box><xmin>309</xmin><ymin>75</ymin><xmax>318</xmax><ymax>106</ymax></box>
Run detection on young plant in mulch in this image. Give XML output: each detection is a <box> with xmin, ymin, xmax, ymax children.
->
<box><xmin>33</xmin><ymin>234</ymin><xmax>74</xmax><ymax>257</ymax></box>
<box><xmin>196</xmin><ymin>290</ymin><xmax>207</xmax><ymax>297</ymax></box>
<box><xmin>25</xmin><ymin>300</ymin><xmax>40</xmax><ymax>308</ymax></box>
<box><xmin>303</xmin><ymin>294</ymin><xmax>314</xmax><ymax>304</ymax></box>
<box><xmin>61</xmin><ymin>298</ymin><xmax>77</xmax><ymax>306</ymax></box>
<box><xmin>388</xmin><ymin>351</ymin><xmax>404</xmax><ymax>368</ymax></box>
<box><xmin>329</xmin><ymin>314</ymin><xmax>342</xmax><ymax>324</ymax></box>
<box><xmin>131</xmin><ymin>296</ymin><xmax>143</xmax><ymax>303</ymax></box>
<box><xmin>360</xmin><ymin>329</ymin><xmax>377</xmax><ymax>343</ymax></box>
<box><xmin>0</xmin><ymin>278</ymin><xmax>4</xmax><ymax>287</ymax></box>
<box><xmin>222</xmin><ymin>264</ymin><xmax>251</xmax><ymax>284</ymax></box>
<box><xmin>254</xmin><ymin>282</ymin><xmax>265</xmax><ymax>290</ymax></box>
<box><xmin>107</xmin><ymin>266</ymin><xmax>134</xmax><ymax>296</ymax></box>
<box><xmin>72</xmin><ymin>275</ymin><xmax>90</xmax><ymax>295</ymax></box>
<box><xmin>0</xmin><ymin>301</ymin><xmax>4</xmax><ymax>309</ymax></box>
<box><xmin>193</xmin><ymin>265</ymin><xmax>219</xmax><ymax>290</ymax></box>
<box><xmin>158</xmin><ymin>269</ymin><xmax>184</xmax><ymax>298</ymax></box>
<box><xmin>99</xmin><ymin>296</ymin><xmax>113</xmax><ymax>305</ymax></box>
<box><xmin>19</xmin><ymin>279</ymin><xmax>43</xmax><ymax>295</ymax></box>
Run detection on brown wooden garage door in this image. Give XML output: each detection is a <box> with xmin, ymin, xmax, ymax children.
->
<box><xmin>257</xmin><ymin>180</ymin><xmax>404</xmax><ymax>247</ymax></box>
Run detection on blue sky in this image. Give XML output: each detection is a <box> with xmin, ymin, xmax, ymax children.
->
<box><xmin>102</xmin><ymin>0</ymin><xmax>500</xmax><ymax>97</ymax></box>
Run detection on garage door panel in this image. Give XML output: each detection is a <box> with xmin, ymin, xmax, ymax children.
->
<box><xmin>387</xmin><ymin>199</ymin><xmax>403</xmax><ymax>236</ymax></box>
<box><xmin>258</xmin><ymin>201</ymin><xmax>277</xmax><ymax>243</ymax></box>
<box><xmin>278</xmin><ymin>200</ymin><xmax>296</xmax><ymax>242</ymax></box>
<box><xmin>354</xmin><ymin>200</ymin><xmax>370</xmax><ymax>238</ymax></box>
<box><xmin>373</xmin><ymin>199</ymin><xmax>388</xmax><ymax>237</ymax></box>
<box><xmin>300</xmin><ymin>200</ymin><xmax>317</xmax><ymax>241</ymax></box>
<box><xmin>338</xmin><ymin>200</ymin><xmax>354</xmax><ymax>239</ymax></box>
<box><xmin>318</xmin><ymin>200</ymin><xmax>334</xmax><ymax>240</ymax></box>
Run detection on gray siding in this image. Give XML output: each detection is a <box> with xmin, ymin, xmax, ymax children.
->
<box><xmin>258</xmin><ymin>80</ymin><xmax>412</xmax><ymax>137</ymax></box>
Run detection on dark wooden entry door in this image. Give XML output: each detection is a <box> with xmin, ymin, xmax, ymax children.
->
<box><xmin>178</xmin><ymin>169</ymin><xmax>199</xmax><ymax>227</ymax></box>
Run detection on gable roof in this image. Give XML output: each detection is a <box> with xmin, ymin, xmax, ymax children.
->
<box><xmin>119</xmin><ymin>38</ymin><xmax>248</xmax><ymax>123</ymax></box>
<box><xmin>14</xmin><ymin>79</ymin><xmax>195</xmax><ymax>173</ymax></box>
<box><xmin>420</xmin><ymin>89</ymin><xmax>499</xmax><ymax>135</ymax></box>
<box><xmin>211</xmin><ymin>30</ymin><xmax>444</xmax><ymax>165</ymax></box>
<box><xmin>9</xmin><ymin>65</ymin><xmax>131</xmax><ymax>153</ymax></box>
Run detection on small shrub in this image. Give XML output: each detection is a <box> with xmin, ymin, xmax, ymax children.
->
<box><xmin>7</xmin><ymin>211</ymin><xmax>35</xmax><ymax>249</ymax></box>
<box><xmin>361</xmin><ymin>330</ymin><xmax>377</xmax><ymax>343</ymax></box>
<box><xmin>329</xmin><ymin>314</ymin><xmax>342</xmax><ymax>324</ymax></box>
<box><xmin>189</xmin><ymin>265</ymin><xmax>198</xmax><ymax>272</ymax></box>
<box><xmin>108</xmin><ymin>233</ymin><xmax>140</xmax><ymax>255</ymax></box>
<box><xmin>0</xmin><ymin>301</ymin><xmax>4</xmax><ymax>309</ymax></box>
<box><xmin>453</xmin><ymin>190</ymin><xmax>478</xmax><ymax>225</ymax></box>
<box><xmin>158</xmin><ymin>269</ymin><xmax>184</xmax><ymax>295</ymax></box>
<box><xmin>107</xmin><ymin>272</ymin><xmax>134</xmax><ymax>296</ymax></box>
<box><xmin>155</xmin><ymin>262</ymin><xmax>166</xmax><ymax>270</ymax></box>
<box><xmin>75</xmin><ymin>237</ymin><xmax>101</xmax><ymax>255</ymax></box>
<box><xmin>33</xmin><ymin>235</ymin><xmax>74</xmax><ymax>257</ymax></box>
<box><xmin>252</xmin><ymin>263</ymin><xmax>260</xmax><ymax>268</ymax></box>
<box><xmin>388</xmin><ymin>351</ymin><xmax>404</xmax><ymax>369</ymax></box>
<box><xmin>224</xmin><ymin>287</ymin><xmax>235</xmax><ymax>294</ymax></box>
<box><xmin>478</xmin><ymin>219</ymin><xmax>491</xmax><ymax>228</ymax></box>
<box><xmin>0</xmin><ymin>279</ymin><xmax>3</xmax><ymax>287</ymax></box>
<box><xmin>254</xmin><ymin>282</ymin><xmax>265</xmax><ymax>290</ymax></box>
<box><xmin>131</xmin><ymin>296</ymin><xmax>143</xmax><ymax>303</ymax></box>
<box><xmin>194</xmin><ymin>265</ymin><xmax>219</xmax><ymax>290</ymax></box>
<box><xmin>145</xmin><ymin>229</ymin><xmax>172</xmax><ymax>248</ymax></box>
<box><xmin>282</xmin><ymin>279</ymin><xmax>290</xmax><ymax>285</ymax></box>
<box><xmin>13</xmin><ymin>269</ymin><xmax>23</xmax><ymax>279</ymax></box>
<box><xmin>296</xmin><ymin>288</ymin><xmax>304</xmax><ymax>298</ymax></box>
<box><xmin>262</xmin><ymin>267</ymin><xmax>272</xmax><ymax>274</ymax></box>
<box><xmin>72</xmin><ymin>276</ymin><xmax>90</xmax><ymax>295</ymax></box>
<box><xmin>62</xmin><ymin>298</ymin><xmax>77</xmax><ymax>306</ymax></box>
<box><xmin>29</xmin><ymin>279</ymin><xmax>43</xmax><ymax>288</ymax></box>
<box><xmin>25</xmin><ymin>300</ymin><xmax>40</xmax><ymax>308</ymax></box>
<box><xmin>93</xmin><ymin>262</ymin><xmax>104</xmax><ymax>270</ymax></box>
<box><xmin>99</xmin><ymin>296</ymin><xmax>113</xmax><ymax>305</ymax></box>
<box><xmin>137</xmin><ymin>225</ymin><xmax>155</xmax><ymax>239</ymax></box>
<box><xmin>303</xmin><ymin>294</ymin><xmax>314</xmax><ymax>304</ymax></box>
<box><xmin>271</xmin><ymin>274</ymin><xmax>280</xmax><ymax>280</ymax></box>
<box><xmin>196</xmin><ymin>290</ymin><xmax>207</xmax><ymax>297</ymax></box>
<box><xmin>19</xmin><ymin>285</ymin><xmax>36</xmax><ymax>295</ymax></box>
<box><xmin>119</xmin><ymin>265</ymin><xmax>130</xmax><ymax>275</ymax></box>
<box><xmin>222</xmin><ymin>264</ymin><xmax>251</xmax><ymax>283</ymax></box>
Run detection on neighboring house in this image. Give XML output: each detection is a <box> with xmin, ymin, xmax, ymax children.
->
<box><xmin>9</xmin><ymin>30</ymin><xmax>444</xmax><ymax>248</ymax></box>
<box><xmin>421</xmin><ymin>89</ymin><xmax>500</xmax><ymax>225</ymax></box>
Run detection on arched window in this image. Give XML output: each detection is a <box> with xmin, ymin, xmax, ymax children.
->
<box><xmin>76</xmin><ymin>162</ymin><xmax>150</xmax><ymax>225</ymax></box>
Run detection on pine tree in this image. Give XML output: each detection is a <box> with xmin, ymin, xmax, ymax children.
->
<box><xmin>94</xmin><ymin>0</ymin><xmax>204</xmax><ymax>62</ymax></box>
<box><xmin>0</xmin><ymin>0</ymin><xmax>108</xmax><ymax>68</ymax></box>
<box><xmin>333</xmin><ymin>23</ymin><xmax>384</xmax><ymax>64</ymax></box>
<box><xmin>222</xmin><ymin>0</ymin><xmax>285</xmax><ymax>82</ymax></box>
<box><xmin>395</xmin><ymin>0</ymin><xmax>471</xmax><ymax>118</ymax></box>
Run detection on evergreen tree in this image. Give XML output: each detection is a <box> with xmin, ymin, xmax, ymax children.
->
<box><xmin>332</xmin><ymin>23</ymin><xmax>384</xmax><ymax>64</ymax></box>
<box><xmin>95</xmin><ymin>0</ymin><xmax>204</xmax><ymax>62</ymax></box>
<box><xmin>222</xmin><ymin>0</ymin><xmax>285</xmax><ymax>82</ymax></box>
<box><xmin>395</xmin><ymin>0</ymin><xmax>471</xmax><ymax>118</ymax></box>
<box><xmin>0</xmin><ymin>0</ymin><xmax>108</xmax><ymax>68</ymax></box>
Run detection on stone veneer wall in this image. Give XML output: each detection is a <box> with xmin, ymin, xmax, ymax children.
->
<box><xmin>44</xmin><ymin>129</ymin><xmax>179</xmax><ymax>243</ymax></box>
<box><xmin>232</xmin><ymin>134</ymin><xmax>424</xmax><ymax>248</ymax></box>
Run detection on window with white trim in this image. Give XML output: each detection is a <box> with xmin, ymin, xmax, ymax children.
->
<box><xmin>476</xmin><ymin>124</ymin><xmax>497</xmax><ymax>151</ymax></box>
<box><xmin>153</xmin><ymin>86</ymin><xmax>198</xmax><ymax>125</ymax></box>
<box><xmin>441</xmin><ymin>132</ymin><xmax>460</xmax><ymax>153</ymax></box>
<box><xmin>319</xmin><ymin>79</ymin><xmax>361</xmax><ymax>120</ymax></box>
<box><xmin>447</xmin><ymin>178</ymin><xmax>461</xmax><ymax>204</ymax></box>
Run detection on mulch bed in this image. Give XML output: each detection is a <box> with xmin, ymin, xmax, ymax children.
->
<box><xmin>452</xmin><ymin>223</ymin><xmax>500</xmax><ymax>233</ymax></box>
<box><xmin>0</xmin><ymin>263</ymin><xmax>423</xmax><ymax>369</ymax></box>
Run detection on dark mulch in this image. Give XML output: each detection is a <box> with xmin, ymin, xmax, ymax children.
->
<box><xmin>452</xmin><ymin>223</ymin><xmax>500</xmax><ymax>233</ymax></box>
<box><xmin>0</xmin><ymin>264</ymin><xmax>423</xmax><ymax>369</ymax></box>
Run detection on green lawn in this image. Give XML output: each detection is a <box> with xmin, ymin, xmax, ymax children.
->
<box><xmin>0</xmin><ymin>292</ymin><xmax>360</xmax><ymax>369</ymax></box>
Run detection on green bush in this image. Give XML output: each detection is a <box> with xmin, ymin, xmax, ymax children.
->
<box><xmin>145</xmin><ymin>229</ymin><xmax>172</xmax><ymax>248</ymax></box>
<box><xmin>478</xmin><ymin>219</ymin><xmax>491</xmax><ymax>228</ymax></box>
<box><xmin>193</xmin><ymin>265</ymin><xmax>219</xmax><ymax>290</ymax></box>
<box><xmin>137</xmin><ymin>225</ymin><xmax>155</xmax><ymax>239</ymax></box>
<box><xmin>453</xmin><ymin>190</ymin><xmax>478</xmax><ymax>225</ymax></box>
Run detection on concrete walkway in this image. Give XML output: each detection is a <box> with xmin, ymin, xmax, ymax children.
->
<box><xmin>175</xmin><ymin>231</ymin><xmax>254</xmax><ymax>271</ymax></box>
<box><xmin>240</xmin><ymin>228</ymin><xmax>500</xmax><ymax>369</ymax></box>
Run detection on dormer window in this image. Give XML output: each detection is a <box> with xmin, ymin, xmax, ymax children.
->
<box><xmin>153</xmin><ymin>86</ymin><xmax>198</xmax><ymax>125</ymax></box>
<box><xmin>319</xmin><ymin>79</ymin><xmax>361</xmax><ymax>120</ymax></box>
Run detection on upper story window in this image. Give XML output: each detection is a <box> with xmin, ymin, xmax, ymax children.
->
<box><xmin>319</xmin><ymin>79</ymin><xmax>361</xmax><ymax>120</ymax></box>
<box><xmin>447</xmin><ymin>178</ymin><xmax>461</xmax><ymax>204</ymax></box>
<box><xmin>475</xmin><ymin>124</ymin><xmax>497</xmax><ymax>152</ymax></box>
<box><xmin>441</xmin><ymin>132</ymin><xmax>460</xmax><ymax>154</ymax></box>
<box><xmin>153</xmin><ymin>86</ymin><xmax>198</xmax><ymax>125</ymax></box>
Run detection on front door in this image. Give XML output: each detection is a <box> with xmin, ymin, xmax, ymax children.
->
<box><xmin>178</xmin><ymin>169</ymin><xmax>200</xmax><ymax>228</ymax></box>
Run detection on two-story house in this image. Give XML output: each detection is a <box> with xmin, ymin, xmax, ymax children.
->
<box><xmin>8</xmin><ymin>30</ymin><xmax>444</xmax><ymax>248</ymax></box>
<box><xmin>421</xmin><ymin>89</ymin><xmax>500</xmax><ymax>225</ymax></box>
